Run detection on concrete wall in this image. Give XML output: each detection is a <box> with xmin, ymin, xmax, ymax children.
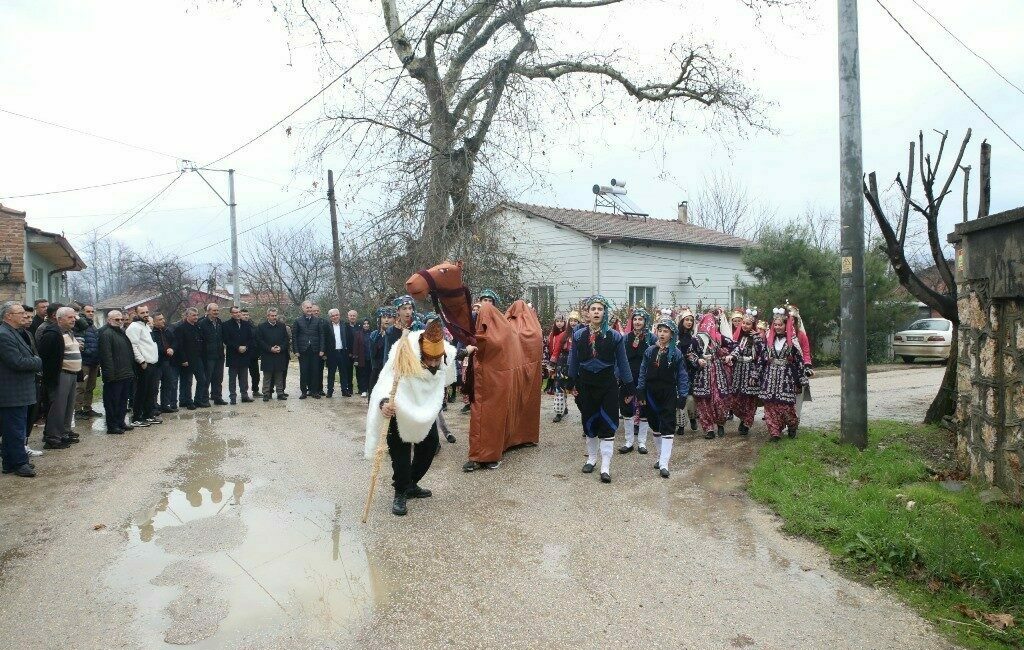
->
<box><xmin>950</xmin><ymin>207</ymin><xmax>1024</xmax><ymax>502</ymax></box>
<box><xmin>502</xmin><ymin>206</ymin><xmax>753</xmax><ymax>314</ymax></box>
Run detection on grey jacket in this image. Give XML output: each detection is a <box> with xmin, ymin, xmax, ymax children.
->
<box><xmin>0</xmin><ymin>322</ymin><xmax>42</xmax><ymax>407</ymax></box>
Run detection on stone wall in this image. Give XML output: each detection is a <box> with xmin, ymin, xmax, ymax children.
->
<box><xmin>0</xmin><ymin>205</ymin><xmax>28</xmax><ymax>304</ymax></box>
<box><xmin>950</xmin><ymin>207</ymin><xmax>1024</xmax><ymax>502</ymax></box>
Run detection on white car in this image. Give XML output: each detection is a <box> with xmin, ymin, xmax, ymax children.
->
<box><xmin>892</xmin><ymin>318</ymin><xmax>953</xmax><ymax>363</ymax></box>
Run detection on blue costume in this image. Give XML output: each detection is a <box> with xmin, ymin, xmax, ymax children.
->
<box><xmin>636</xmin><ymin>319</ymin><xmax>690</xmax><ymax>477</ymax></box>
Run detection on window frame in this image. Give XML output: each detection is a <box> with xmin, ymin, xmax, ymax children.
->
<box><xmin>627</xmin><ymin>285</ymin><xmax>656</xmax><ymax>308</ymax></box>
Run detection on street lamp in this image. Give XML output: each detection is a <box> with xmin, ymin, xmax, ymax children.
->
<box><xmin>0</xmin><ymin>257</ymin><xmax>12</xmax><ymax>282</ymax></box>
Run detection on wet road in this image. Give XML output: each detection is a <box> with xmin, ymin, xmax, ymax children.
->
<box><xmin>0</xmin><ymin>366</ymin><xmax>952</xmax><ymax>649</ymax></box>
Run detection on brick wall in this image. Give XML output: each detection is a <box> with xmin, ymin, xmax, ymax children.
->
<box><xmin>0</xmin><ymin>206</ymin><xmax>27</xmax><ymax>304</ymax></box>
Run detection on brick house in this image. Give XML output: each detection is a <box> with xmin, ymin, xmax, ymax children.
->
<box><xmin>0</xmin><ymin>203</ymin><xmax>87</xmax><ymax>306</ymax></box>
<box><xmin>94</xmin><ymin>288</ymin><xmax>236</xmax><ymax>326</ymax></box>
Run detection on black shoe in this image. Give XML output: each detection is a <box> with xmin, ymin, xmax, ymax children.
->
<box><xmin>64</xmin><ymin>437</ymin><xmax>80</xmax><ymax>444</ymax></box>
<box><xmin>311</xmin><ymin>393</ymin><xmax>322</xmax><ymax>399</ymax></box>
<box><xmin>280</xmin><ymin>392</ymin><xmax>289</xmax><ymax>398</ymax></box>
<box><xmin>230</xmin><ymin>398</ymin><xmax>237</xmax><ymax>405</ymax></box>
<box><xmin>600</xmin><ymin>472</ymin><xmax>611</xmax><ymax>483</ymax></box>
<box><xmin>406</xmin><ymin>484</ymin><xmax>432</xmax><ymax>498</ymax></box>
<box><xmin>717</xmin><ymin>425</ymin><xmax>725</xmax><ymax>438</ymax></box>
<box><xmin>553</xmin><ymin>412</ymin><xmax>563</xmax><ymax>423</ymax></box>
<box><xmin>326</xmin><ymin>391</ymin><xmax>334</xmax><ymax>398</ymax></box>
<box><xmin>123</xmin><ymin>424</ymin><xmax>135</xmax><ymax>431</ymax></box>
<box><xmin>107</xmin><ymin>428</ymin><xmax>125</xmax><ymax>435</ymax></box>
<box><xmin>690</xmin><ymin>417</ymin><xmax>698</xmax><ymax>431</ymax></box>
<box><xmin>704</xmin><ymin>431</ymin><xmax>716</xmax><ymax>440</ymax></box>
<box><xmin>241</xmin><ymin>397</ymin><xmax>254</xmax><ymax>403</ymax></box>
<box><xmin>278</xmin><ymin>395</ymin><xmax>287</xmax><ymax>401</ymax></box>
<box><xmin>445</xmin><ymin>433</ymin><xmax>456</xmax><ymax>443</ymax></box>
<box><xmin>675</xmin><ymin>425</ymin><xmax>685</xmax><ymax>436</ymax></box>
<box><xmin>213</xmin><ymin>400</ymin><xmax>228</xmax><ymax>406</ymax></box>
<box><xmin>392</xmin><ymin>494</ymin><xmax>408</xmax><ymax>516</ymax></box>
<box><xmin>160</xmin><ymin>406</ymin><xmax>174</xmax><ymax>413</ymax></box>
<box><xmin>654</xmin><ymin>461</ymin><xmax>661</xmax><ymax>469</ymax></box>
<box><xmin>637</xmin><ymin>445</ymin><xmax>649</xmax><ymax>455</ymax></box>
<box><xmin>67</xmin><ymin>432</ymin><xmax>80</xmax><ymax>441</ymax></box>
<box><xmin>196</xmin><ymin>403</ymin><xmax>211</xmax><ymax>408</ymax></box>
<box><xmin>582</xmin><ymin>462</ymin><xmax>595</xmax><ymax>474</ymax></box>
<box><xmin>76</xmin><ymin>410</ymin><xmax>92</xmax><ymax>419</ymax></box>
<box><xmin>787</xmin><ymin>426</ymin><xmax>798</xmax><ymax>439</ymax></box>
<box><xmin>43</xmin><ymin>441</ymin><xmax>69</xmax><ymax>450</ymax></box>
<box><xmin>618</xmin><ymin>444</ymin><xmax>634</xmax><ymax>454</ymax></box>
<box><xmin>186</xmin><ymin>404</ymin><xmax>197</xmax><ymax>411</ymax></box>
<box><xmin>87</xmin><ymin>408</ymin><xmax>103</xmax><ymax>417</ymax></box>
<box><xmin>2</xmin><ymin>464</ymin><xmax>36</xmax><ymax>478</ymax></box>
<box><xmin>738</xmin><ymin>423</ymin><xmax>750</xmax><ymax>436</ymax></box>
<box><xmin>660</xmin><ymin>468</ymin><xmax>670</xmax><ymax>478</ymax></box>
<box><xmin>462</xmin><ymin>461</ymin><xmax>477</xmax><ymax>472</ymax></box>
<box><xmin>263</xmin><ymin>395</ymin><xmax>271</xmax><ymax>402</ymax></box>
<box><xmin>342</xmin><ymin>391</ymin><xmax>352</xmax><ymax>397</ymax></box>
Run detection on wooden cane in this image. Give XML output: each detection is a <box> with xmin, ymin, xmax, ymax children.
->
<box><xmin>362</xmin><ymin>376</ymin><xmax>401</xmax><ymax>524</ymax></box>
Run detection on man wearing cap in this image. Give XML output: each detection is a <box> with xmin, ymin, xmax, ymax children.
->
<box><xmin>365</xmin><ymin>315</ymin><xmax>456</xmax><ymax>516</ymax></box>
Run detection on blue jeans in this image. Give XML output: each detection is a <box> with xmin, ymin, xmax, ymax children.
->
<box><xmin>102</xmin><ymin>379</ymin><xmax>131</xmax><ymax>431</ymax></box>
<box><xmin>159</xmin><ymin>362</ymin><xmax>179</xmax><ymax>409</ymax></box>
<box><xmin>1</xmin><ymin>405</ymin><xmax>29</xmax><ymax>471</ymax></box>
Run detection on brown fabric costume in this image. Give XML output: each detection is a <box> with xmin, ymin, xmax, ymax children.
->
<box><xmin>467</xmin><ymin>300</ymin><xmax>542</xmax><ymax>462</ymax></box>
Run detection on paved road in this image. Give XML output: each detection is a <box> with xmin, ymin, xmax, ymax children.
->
<box><xmin>801</xmin><ymin>364</ymin><xmax>946</xmax><ymax>428</ymax></box>
<box><xmin>0</xmin><ymin>366</ymin><xmax>952</xmax><ymax>649</ymax></box>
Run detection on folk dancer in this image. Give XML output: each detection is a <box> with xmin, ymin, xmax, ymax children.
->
<box><xmin>547</xmin><ymin>313</ymin><xmax>571</xmax><ymax>423</ymax></box>
<box><xmin>636</xmin><ymin>319</ymin><xmax>689</xmax><ymax>478</ymax></box>
<box><xmin>759</xmin><ymin>309</ymin><xmax>808</xmax><ymax>441</ymax></box>
<box><xmin>424</xmin><ymin>312</ymin><xmax>457</xmax><ymax>444</ymax></box>
<box><xmin>675</xmin><ymin>307</ymin><xmax>698</xmax><ymax>435</ymax></box>
<box><xmin>568</xmin><ymin>296</ymin><xmax>632</xmax><ymax>484</ymax></box>
<box><xmin>383</xmin><ymin>296</ymin><xmax>415</xmax><ymax>363</ymax></box>
<box><xmin>688</xmin><ymin>309</ymin><xmax>733</xmax><ymax>440</ymax></box>
<box><xmin>618</xmin><ymin>307</ymin><xmax>654</xmax><ymax>454</ymax></box>
<box><xmin>367</xmin><ymin>306</ymin><xmax>396</xmax><ymax>397</ymax></box>
<box><xmin>788</xmin><ymin>304</ymin><xmax>815</xmax><ymax>417</ymax></box>
<box><xmin>365</xmin><ymin>317</ymin><xmax>456</xmax><ymax>516</ymax></box>
<box><xmin>727</xmin><ymin>309</ymin><xmax>763</xmax><ymax>436</ymax></box>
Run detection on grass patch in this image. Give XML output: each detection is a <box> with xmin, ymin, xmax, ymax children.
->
<box><xmin>749</xmin><ymin>420</ymin><xmax>1024</xmax><ymax>649</ymax></box>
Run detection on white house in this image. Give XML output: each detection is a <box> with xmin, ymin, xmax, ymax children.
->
<box><xmin>496</xmin><ymin>201</ymin><xmax>754</xmax><ymax>315</ymax></box>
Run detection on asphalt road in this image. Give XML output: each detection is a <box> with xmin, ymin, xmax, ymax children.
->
<box><xmin>0</xmin><ymin>365</ymin><xmax>953</xmax><ymax>649</ymax></box>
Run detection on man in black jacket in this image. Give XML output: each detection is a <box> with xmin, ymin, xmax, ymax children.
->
<box><xmin>325</xmin><ymin>308</ymin><xmax>350</xmax><ymax>397</ymax></box>
<box><xmin>256</xmin><ymin>308</ymin><xmax>290</xmax><ymax>401</ymax></box>
<box><xmin>28</xmin><ymin>299</ymin><xmax>48</xmax><ymax>336</ymax></box>
<box><xmin>36</xmin><ymin>306</ymin><xmax>81</xmax><ymax>449</ymax></box>
<box><xmin>292</xmin><ymin>300</ymin><xmax>325</xmax><ymax>399</ymax></box>
<box><xmin>152</xmin><ymin>313</ymin><xmax>178</xmax><ymax>413</ymax></box>
<box><xmin>175</xmin><ymin>308</ymin><xmax>207</xmax><ymax>409</ymax></box>
<box><xmin>198</xmin><ymin>303</ymin><xmax>226</xmax><ymax>405</ymax></box>
<box><xmin>98</xmin><ymin>311</ymin><xmax>135</xmax><ymax>434</ymax></box>
<box><xmin>223</xmin><ymin>306</ymin><xmax>255</xmax><ymax>404</ymax></box>
<box><xmin>241</xmin><ymin>309</ymin><xmax>260</xmax><ymax>391</ymax></box>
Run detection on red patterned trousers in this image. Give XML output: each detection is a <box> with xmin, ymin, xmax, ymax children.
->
<box><xmin>731</xmin><ymin>394</ymin><xmax>759</xmax><ymax>427</ymax></box>
<box><xmin>764</xmin><ymin>402</ymin><xmax>798</xmax><ymax>438</ymax></box>
<box><xmin>695</xmin><ymin>393</ymin><xmax>728</xmax><ymax>432</ymax></box>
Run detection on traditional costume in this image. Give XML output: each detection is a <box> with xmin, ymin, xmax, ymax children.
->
<box><xmin>688</xmin><ymin>310</ymin><xmax>733</xmax><ymax>439</ymax></box>
<box><xmin>636</xmin><ymin>319</ymin><xmax>689</xmax><ymax>478</ymax></box>
<box><xmin>547</xmin><ymin>313</ymin><xmax>572</xmax><ymax>422</ymax></box>
<box><xmin>568</xmin><ymin>296</ymin><xmax>632</xmax><ymax>483</ymax></box>
<box><xmin>759</xmin><ymin>309</ymin><xmax>808</xmax><ymax>441</ymax></box>
<box><xmin>675</xmin><ymin>308</ymin><xmax>698</xmax><ymax>435</ymax></box>
<box><xmin>619</xmin><ymin>307</ymin><xmax>654</xmax><ymax>454</ymax></box>
<box><xmin>727</xmin><ymin>309</ymin><xmax>763</xmax><ymax>436</ymax></box>
<box><xmin>367</xmin><ymin>306</ymin><xmax>396</xmax><ymax>397</ymax></box>
<box><xmin>383</xmin><ymin>295</ymin><xmax>416</xmax><ymax>363</ymax></box>
<box><xmin>365</xmin><ymin>319</ymin><xmax>457</xmax><ymax>515</ymax></box>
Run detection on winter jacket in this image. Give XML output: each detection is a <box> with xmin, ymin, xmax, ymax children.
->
<box><xmin>153</xmin><ymin>325</ymin><xmax>177</xmax><ymax>364</ymax></box>
<box><xmin>0</xmin><ymin>322</ymin><xmax>42</xmax><ymax>407</ymax></box>
<box><xmin>36</xmin><ymin>324</ymin><xmax>68</xmax><ymax>391</ymax></box>
<box><xmin>223</xmin><ymin>318</ymin><xmax>256</xmax><ymax>368</ymax></box>
<box><xmin>98</xmin><ymin>325</ymin><xmax>135</xmax><ymax>382</ymax></box>
<box><xmin>256</xmin><ymin>320</ymin><xmax>291</xmax><ymax>374</ymax></box>
<box><xmin>197</xmin><ymin>316</ymin><xmax>224</xmax><ymax>360</ymax></box>
<box><xmin>75</xmin><ymin>316</ymin><xmax>100</xmax><ymax>366</ymax></box>
<box><xmin>125</xmin><ymin>320</ymin><xmax>159</xmax><ymax>365</ymax></box>
<box><xmin>173</xmin><ymin>320</ymin><xmax>204</xmax><ymax>367</ymax></box>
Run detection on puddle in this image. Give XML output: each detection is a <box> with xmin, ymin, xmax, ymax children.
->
<box><xmin>107</xmin><ymin>426</ymin><xmax>387</xmax><ymax>647</ymax></box>
<box><xmin>691</xmin><ymin>460</ymin><xmax>746</xmax><ymax>495</ymax></box>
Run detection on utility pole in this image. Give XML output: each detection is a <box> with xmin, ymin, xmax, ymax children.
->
<box><xmin>327</xmin><ymin>170</ymin><xmax>344</xmax><ymax>309</ymax></box>
<box><xmin>838</xmin><ymin>0</ymin><xmax>867</xmax><ymax>449</ymax></box>
<box><xmin>228</xmin><ymin>169</ymin><xmax>239</xmax><ymax>307</ymax></box>
<box><xmin>978</xmin><ymin>140</ymin><xmax>991</xmax><ymax>218</ymax></box>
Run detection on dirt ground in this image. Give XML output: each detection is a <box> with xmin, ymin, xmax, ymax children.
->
<box><xmin>0</xmin><ymin>366</ymin><xmax>953</xmax><ymax>649</ymax></box>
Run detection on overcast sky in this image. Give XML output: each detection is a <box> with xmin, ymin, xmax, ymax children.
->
<box><xmin>2</xmin><ymin>0</ymin><xmax>1022</xmax><ymax>268</ymax></box>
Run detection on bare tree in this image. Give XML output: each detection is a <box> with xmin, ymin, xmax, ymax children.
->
<box><xmin>239</xmin><ymin>226</ymin><xmax>334</xmax><ymax>310</ymax></box>
<box><xmin>690</xmin><ymin>169</ymin><xmax>775</xmax><ymax>239</ymax></box>
<box><xmin>71</xmin><ymin>232</ymin><xmax>136</xmax><ymax>302</ymax></box>
<box><xmin>864</xmin><ymin>128</ymin><xmax>970</xmax><ymax>424</ymax></box>
<box><xmin>125</xmin><ymin>254</ymin><xmax>210</xmax><ymax>321</ymax></box>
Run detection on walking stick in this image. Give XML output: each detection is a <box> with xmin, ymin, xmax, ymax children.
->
<box><xmin>362</xmin><ymin>377</ymin><xmax>400</xmax><ymax>524</ymax></box>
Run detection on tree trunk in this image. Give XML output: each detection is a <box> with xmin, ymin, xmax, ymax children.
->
<box><xmin>924</xmin><ymin>327</ymin><xmax>957</xmax><ymax>424</ymax></box>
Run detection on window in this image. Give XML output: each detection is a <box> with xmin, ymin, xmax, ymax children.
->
<box><xmin>528</xmin><ymin>285</ymin><xmax>555</xmax><ymax>320</ymax></box>
<box><xmin>909</xmin><ymin>319</ymin><xmax>951</xmax><ymax>332</ymax></box>
<box><xmin>49</xmin><ymin>274</ymin><xmax>62</xmax><ymax>302</ymax></box>
<box><xmin>31</xmin><ymin>267</ymin><xmax>42</xmax><ymax>301</ymax></box>
<box><xmin>730</xmin><ymin>287</ymin><xmax>748</xmax><ymax>309</ymax></box>
<box><xmin>628</xmin><ymin>286</ymin><xmax>655</xmax><ymax>307</ymax></box>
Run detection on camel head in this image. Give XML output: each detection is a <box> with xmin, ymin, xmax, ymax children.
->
<box><xmin>406</xmin><ymin>260</ymin><xmax>464</xmax><ymax>300</ymax></box>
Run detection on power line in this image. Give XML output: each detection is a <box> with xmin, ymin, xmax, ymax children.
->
<box><xmin>910</xmin><ymin>0</ymin><xmax>1024</xmax><ymax>98</ymax></box>
<box><xmin>875</xmin><ymin>0</ymin><xmax>1024</xmax><ymax>154</ymax></box>
<box><xmin>0</xmin><ymin>170</ymin><xmax>179</xmax><ymax>200</ymax></box>
<box><xmin>0</xmin><ymin>106</ymin><xmax>184</xmax><ymax>160</ymax></box>
<box><xmin>200</xmin><ymin>0</ymin><xmax>436</xmax><ymax>168</ymax></box>
<box><xmin>28</xmin><ymin>205</ymin><xmax>222</xmax><ymax>220</ymax></box>
<box><xmin>177</xmin><ymin>199</ymin><xmax>325</xmax><ymax>258</ymax></box>
<box><xmin>92</xmin><ymin>173</ymin><xmax>186</xmax><ymax>244</ymax></box>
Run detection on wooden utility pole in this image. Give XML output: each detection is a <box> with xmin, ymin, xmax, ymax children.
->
<box><xmin>960</xmin><ymin>165</ymin><xmax>971</xmax><ymax>222</ymax></box>
<box><xmin>327</xmin><ymin>170</ymin><xmax>344</xmax><ymax>309</ymax></box>
<box><xmin>978</xmin><ymin>141</ymin><xmax>991</xmax><ymax>218</ymax></box>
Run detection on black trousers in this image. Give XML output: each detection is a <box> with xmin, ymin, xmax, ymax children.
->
<box><xmin>248</xmin><ymin>356</ymin><xmax>260</xmax><ymax>391</ymax></box>
<box><xmin>356</xmin><ymin>364</ymin><xmax>369</xmax><ymax>394</ymax></box>
<box><xmin>205</xmin><ymin>356</ymin><xmax>224</xmax><ymax>401</ymax></box>
<box><xmin>298</xmin><ymin>348</ymin><xmax>322</xmax><ymax>395</ymax></box>
<box><xmin>387</xmin><ymin>419</ymin><xmax>439</xmax><ymax>495</ymax></box>
<box><xmin>575</xmin><ymin>369</ymin><xmax>620</xmax><ymax>439</ymax></box>
<box><xmin>133</xmin><ymin>363</ymin><xmax>158</xmax><ymax>421</ymax></box>
<box><xmin>326</xmin><ymin>348</ymin><xmax>352</xmax><ymax>394</ymax></box>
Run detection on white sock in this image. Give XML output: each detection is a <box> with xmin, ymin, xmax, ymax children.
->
<box><xmin>600</xmin><ymin>439</ymin><xmax>613</xmax><ymax>474</ymax></box>
<box><xmin>637</xmin><ymin>420</ymin><xmax>649</xmax><ymax>447</ymax></box>
<box><xmin>586</xmin><ymin>437</ymin><xmax>600</xmax><ymax>466</ymax></box>
<box><xmin>624</xmin><ymin>423</ymin><xmax>635</xmax><ymax>447</ymax></box>
<box><xmin>653</xmin><ymin>434</ymin><xmax>662</xmax><ymax>454</ymax></box>
<box><xmin>659</xmin><ymin>436</ymin><xmax>674</xmax><ymax>471</ymax></box>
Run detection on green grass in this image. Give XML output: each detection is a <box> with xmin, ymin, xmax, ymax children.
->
<box><xmin>749</xmin><ymin>421</ymin><xmax>1024</xmax><ymax>649</ymax></box>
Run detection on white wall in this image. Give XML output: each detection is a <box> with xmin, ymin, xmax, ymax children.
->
<box><xmin>500</xmin><ymin>206</ymin><xmax>754</xmax><ymax>312</ymax></box>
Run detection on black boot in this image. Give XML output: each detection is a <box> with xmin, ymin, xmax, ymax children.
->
<box><xmin>553</xmin><ymin>412</ymin><xmax>563</xmax><ymax>423</ymax></box>
<box><xmin>738</xmin><ymin>423</ymin><xmax>750</xmax><ymax>436</ymax></box>
<box><xmin>703</xmin><ymin>431</ymin><xmax>716</xmax><ymax>440</ymax></box>
<box><xmin>675</xmin><ymin>425</ymin><xmax>685</xmax><ymax>436</ymax></box>
<box><xmin>392</xmin><ymin>493</ymin><xmax>408</xmax><ymax>516</ymax></box>
<box><xmin>787</xmin><ymin>425</ymin><xmax>798</xmax><ymax>439</ymax></box>
<box><xmin>716</xmin><ymin>425</ymin><xmax>725</xmax><ymax>438</ymax></box>
<box><xmin>690</xmin><ymin>417</ymin><xmax>698</xmax><ymax>431</ymax></box>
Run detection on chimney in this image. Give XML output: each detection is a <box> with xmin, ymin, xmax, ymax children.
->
<box><xmin>677</xmin><ymin>200</ymin><xmax>689</xmax><ymax>224</ymax></box>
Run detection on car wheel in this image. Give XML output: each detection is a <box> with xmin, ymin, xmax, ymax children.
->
<box><xmin>900</xmin><ymin>355</ymin><xmax>915</xmax><ymax>363</ymax></box>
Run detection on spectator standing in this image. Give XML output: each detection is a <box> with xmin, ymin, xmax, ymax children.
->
<box><xmin>152</xmin><ymin>313</ymin><xmax>178</xmax><ymax>413</ymax></box>
<box><xmin>256</xmin><ymin>308</ymin><xmax>290</xmax><ymax>401</ymax></box>
<box><xmin>325</xmin><ymin>308</ymin><xmax>352</xmax><ymax>398</ymax></box>
<box><xmin>175</xmin><ymin>308</ymin><xmax>208</xmax><ymax>409</ymax></box>
<box><xmin>98</xmin><ymin>311</ymin><xmax>135</xmax><ymax>434</ymax></box>
<box><xmin>18</xmin><ymin>306</ymin><xmax>44</xmax><ymax>458</ymax></box>
<box><xmin>292</xmin><ymin>301</ymin><xmax>325</xmax><ymax>399</ymax></box>
<box><xmin>241</xmin><ymin>309</ymin><xmax>260</xmax><ymax>391</ymax></box>
<box><xmin>29</xmin><ymin>299</ymin><xmax>48</xmax><ymax>336</ymax></box>
<box><xmin>342</xmin><ymin>310</ymin><xmax>359</xmax><ymax>396</ymax></box>
<box><xmin>198</xmin><ymin>303</ymin><xmax>227</xmax><ymax>405</ymax></box>
<box><xmin>1</xmin><ymin>302</ymin><xmax>42</xmax><ymax>477</ymax></box>
<box><xmin>37</xmin><ymin>306</ymin><xmax>81</xmax><ymax>449</ymax></box>
<box><xmin>354</xmin><ymin>318</ymin><xmax>371</xmax><ymax>397</ymax></box>
<box><xmin>314</xmin><ymin>304</ymin><xmax>327</xmax><ymax>396</ymax></box>
<box><xmin>74</xmin><ymin>305</ymin><xmax>101</xmax><ymax>419</ymax></box>
<box><xmin>126</xmin><ymin>306</ymin><xmax>160</xmax><ymax>427</ymax></box>
<box><xmin>223</xmin><ymin>306</ymin><xmax>255</xmax><ymax>404</ymax></box>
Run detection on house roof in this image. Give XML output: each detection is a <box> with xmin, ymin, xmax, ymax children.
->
<box><xmin>24</xmin><ymin>225</ymin><xmax>87</xmax><ymax>272</ymax></box>
<box><xmin>505</xmin><ymin>202</ymin><xmax>753</xmax><ymax>250</ymax></box>
<box><xmin>96</xmin><ymin>288</ymin><xmax>235</xmax><ymax>310</ymax></box>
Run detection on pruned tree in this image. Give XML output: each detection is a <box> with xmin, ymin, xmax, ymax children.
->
<box><xmin>863</xmin><ymin>128</ymin><xmax>971</xmax><ymax>424</ymax></box>
<box><xmin>239</xmin><ymin>225</ymin><xmax>334</xmax><ymax>312</ymax></box>
<box><xmin>690</xmin><ymin>169</ymin><xmax>775</xmax><ymax>239</ymax></box>
<box><xmin>125</xmin><ymin>254</ymin><xmax>208</xmax><ymax>321</ymax></box>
